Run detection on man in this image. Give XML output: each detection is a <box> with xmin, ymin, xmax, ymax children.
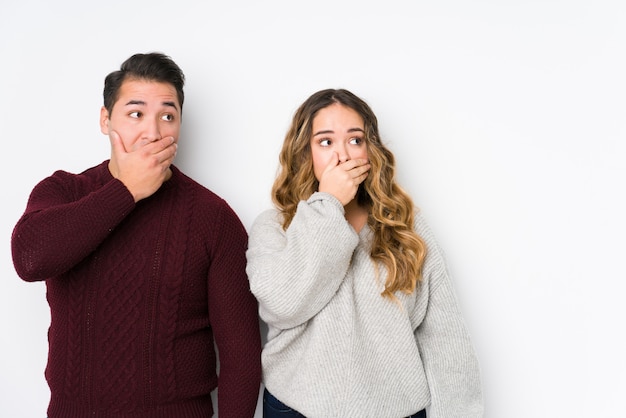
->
<box><xmin>11</xmin><ymin>52</ymin><xmax>262</xmax><ymax>417</ymax></box>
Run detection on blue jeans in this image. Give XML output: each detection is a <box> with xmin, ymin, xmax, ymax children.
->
<box><xmin>263</xmin><ymin>388</ymin><xmax>427</xmax><ymax>417</ymax></box>
<box><xmin>263</xmin><ymin>389</ymin><xmax>306</xmax><ymax>417</ymax></box>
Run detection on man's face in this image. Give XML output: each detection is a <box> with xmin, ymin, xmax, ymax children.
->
<box><xmin>100</xmin><ymin>78</ymin><xmax>181</xmax><ymax>150</ymax></box>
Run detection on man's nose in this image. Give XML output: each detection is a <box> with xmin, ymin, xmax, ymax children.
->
<box><xmin>143</xmin><ymin>120</ymin><xmax>162</xmax><ymax>142</ymax></box>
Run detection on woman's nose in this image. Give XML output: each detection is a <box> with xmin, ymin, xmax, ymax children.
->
<box><xmin>338</xmin><ymin>144</ymin><xmax>350</xmax><ymax>163</ymax></box>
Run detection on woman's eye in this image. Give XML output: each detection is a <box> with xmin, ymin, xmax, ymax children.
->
<box><xmin>129</xmin><ymin>111</ymin><xmax>141</xmax><ymax>118</ymax></box>
<box><xmin>161</xmin><ymin>114</ymin><xmax>174</xmax><ymax>122</ymax></box>
<box><xmin>350</xmin><ymin>137</ymin><xmax>363</xmax><ymax>145</ymax></box>
<box><xmin>320</xmin><ymin>139</ymin><xmax>331</xmax><ymax>147</ymax></box>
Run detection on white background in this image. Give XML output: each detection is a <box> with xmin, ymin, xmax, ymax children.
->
<box><xmin>1</xmin><ymin>1</ymin><xmax>625</xmax><ymax>417</ymax></box>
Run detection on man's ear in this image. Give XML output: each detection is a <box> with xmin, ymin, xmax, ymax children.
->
<box><xmin>100</xmin><ymin>106</ymin><xmax>110</xmax><ymax>135</ymax></box>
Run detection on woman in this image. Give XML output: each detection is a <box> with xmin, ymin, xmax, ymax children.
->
<box><xmin>246</xmin><ymin>89</ymin><xmax>483</xmax><ymax>417</ymax></box>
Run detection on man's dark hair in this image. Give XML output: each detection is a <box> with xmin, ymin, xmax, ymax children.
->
<box><xmin>103</xmin><ymin>52</ymin><xmax>185</xmax><ymax>115</ymax></box>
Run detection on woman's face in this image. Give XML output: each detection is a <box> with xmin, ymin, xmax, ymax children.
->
<box><xmin>310</xmin><ymin>103</ymin><xmax>368</xmax><ymax>181</ymax></box>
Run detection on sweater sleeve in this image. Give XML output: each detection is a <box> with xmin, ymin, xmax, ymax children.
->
<box><xmin>11</xmin><ymin>170</ymin><xmax>136</xmax><ymax>282</ymax></box>
<box><xmin>413</xmin><ymin>215</ymin><xmax>484</xmax><ymax>417</ymax></box>
<box><xmin>207</xmin><ymin>201</ymin><xmax>262</xmax><ymax>418</ymax></box>
<box><xmin>246</xmin><ymin>192</ymin><xmax>360</xmax><ymax>329</ymax></box>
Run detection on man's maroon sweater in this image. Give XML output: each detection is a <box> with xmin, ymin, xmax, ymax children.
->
<box><xmin>11</xmin><ymin>161</ymin><xmax>262</xmax><ymax>417</ymax></box>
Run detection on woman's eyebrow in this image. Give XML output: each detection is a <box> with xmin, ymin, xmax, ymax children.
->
<box><xmin>313</xmin><ymin>127</ymin><xmax>364</xmax><ymax>136</ymax></box>
<box><xmin>313</xmin><ymin>129</ymin><xmax>334</xmax><ymax>136</ymax></box>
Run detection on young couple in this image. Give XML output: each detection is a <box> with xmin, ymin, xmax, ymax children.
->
<box><xmin>11</xmin><ymin>52</ymin><xmax>483</xmax><ymax>418</ymax></box>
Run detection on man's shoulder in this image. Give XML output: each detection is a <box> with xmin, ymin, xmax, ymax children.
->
<box><xmin>41</xmin><ymin>161</ymin><xmax>109</xmax><ymax>188</ymax></box>
<box><xmin>175</xmin><ymin>169</ymin><xmax>244</xmax><ymax>216</ymax></box>
<box><xmin>172</xmin><ymin>166</ymin><xmax>223</xmax><ymax>200</ymax></box>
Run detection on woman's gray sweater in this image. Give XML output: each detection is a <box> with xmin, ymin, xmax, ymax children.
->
<box><xmin>246</xmin><ymin>192</ymin><xmax>483</xmax><ymax>418</ymax></box>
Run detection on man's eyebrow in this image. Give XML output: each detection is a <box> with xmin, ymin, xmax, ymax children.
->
<box><xmin>124</xmin><ymin>100</ymin><xmax>179</xmax><ymax>110</ymax></box>
<box><xmin>125</xmin><ymin>100</ymin><xmax>146</xmax><ymax>106</ymax></box>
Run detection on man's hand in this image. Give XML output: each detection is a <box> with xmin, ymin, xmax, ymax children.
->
<box><xmin>108</xmin><ymin>130</ymin><xmax>177</xmax><ymax>202</ymax></box>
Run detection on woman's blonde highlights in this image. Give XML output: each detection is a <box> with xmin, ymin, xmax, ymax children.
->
<box><xmin>272</xmin><ymin>89</ymin><xmax>426</xmax><ymax>297</ymax></box>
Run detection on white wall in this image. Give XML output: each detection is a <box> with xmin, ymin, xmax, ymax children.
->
<box><xmin>1</xmin><ymin>1</ymin><xmax>624</xmax><ymax>417</ymax></box>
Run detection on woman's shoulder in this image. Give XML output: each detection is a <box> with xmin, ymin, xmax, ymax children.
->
<box><xmin>413</xmin><ymin>209</ymin><xmax>435</xmax><ymax>241</ymax></box>
<box><xmin>251</xmin><ymin>208</ymin><xmax>282</xmax><ymax>228</ymax></box>
<box><xmin>413</xmin><ymin>209</ymin><xmax>448</xmax><ymax>269</ymax></box>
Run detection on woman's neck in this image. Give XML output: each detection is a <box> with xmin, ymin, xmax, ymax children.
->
<box><xmin>344</xmin><ymin>199</ymin><xmax>369</xmax><ymax>233</ymax></box>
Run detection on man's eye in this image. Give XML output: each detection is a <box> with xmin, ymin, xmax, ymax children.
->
<box><xmin>129</xmin><ymin>111</ymin><xmax>141</xmax><ymax>118</ymax></box>
<box><xmin>161</xmin><ymin>114</ymin><xmax>174</xmax><ymax>122</ymax></box>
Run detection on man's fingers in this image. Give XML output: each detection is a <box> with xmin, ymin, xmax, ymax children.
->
<box><xmin>110</xmin><ymin>130</ymin><xmax>126</xmax><ymax>154</ymax></box>
<box><xmin>129</xmin><ymin>136</ymin><xmax>176</xmax><ymax>154</ymax></box>
<box><xmin>109</xmin><ymin>131</ymin><xmax>129</xmax><ymax>170</ymax></box>
<box><xmin>155</xmin><ymin>137</ymin><xmax>177</xmax><ymax>162</ymax></box>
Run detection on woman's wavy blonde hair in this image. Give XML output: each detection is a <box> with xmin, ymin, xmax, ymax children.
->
<box><xmin>272</xmin><ymin>89</ymin><xmax>427</xmax><ymax>298</ymax></box>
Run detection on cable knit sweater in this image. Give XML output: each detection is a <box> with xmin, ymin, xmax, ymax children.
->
<box><xmin>246</xmin><ymin>192</ymin><xmax>483</xmax><ymax>418</ymax></box>
<box><xmin>11</xmin><ymin>161</ymin><xmax>262</xmax><ymax>418</ymax></box>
